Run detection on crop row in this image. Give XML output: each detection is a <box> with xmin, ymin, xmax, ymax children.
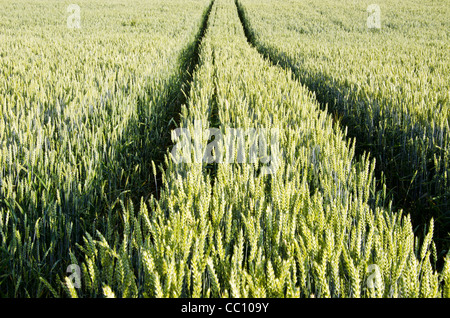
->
<box><xmin>69</xmin><ymin>0</ymin><xmax>449</xmax><ymax>298</ymax></box>
<box><xmin>236</xmin><ymin>0</ymin><xmax>450</xmax><ymax>258</ymax></box>
<box><xmin>0</xmin><ymin>0</ymin><xmax>210</xmax><ymax>297</ymax></box>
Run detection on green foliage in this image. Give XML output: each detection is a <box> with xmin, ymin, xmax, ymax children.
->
<box><xmin>237</xmin><ymin>0</ymin><xmax>450</xmax><ymax>254</ymax></box>
<box><xmin>0</xmin><ymin>0</ymin><xmax>211</xmax><ymax>297</ymax></box>
<box><xmin>72</xmin><ymin>0</ymin><xmax>446</xmax><ymax>298</ymax></box>
<box><xmin>1</xmin><ymin>0</ymin><xmax>448</xmax><ymax>298</ymax></box>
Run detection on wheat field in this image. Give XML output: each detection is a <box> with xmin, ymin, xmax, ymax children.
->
<box><xmin>0</xmin><ymin>0</ymin><xmax>449</xmax><ymax>298</ymax></box>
